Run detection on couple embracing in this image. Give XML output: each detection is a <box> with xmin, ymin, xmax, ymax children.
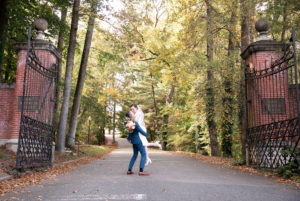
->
<box><xmin>125</xmin><ymin>104</ymin><xmax>161</xmax><ymax>176</ymax></box>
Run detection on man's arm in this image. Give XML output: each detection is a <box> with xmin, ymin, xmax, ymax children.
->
<box><xmin>135</xmin><ymin>122</ymin><xmax>147</xmax><ymax>137</ymax></box>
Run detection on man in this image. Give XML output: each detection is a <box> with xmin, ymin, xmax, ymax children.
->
<box><xmin>130</xmin><ymin>104</ymin><xmax>138</xmax><ymax>116</ymax></box>
<box><xmin>126</xmin><ymin>111</ymin><xmax>149</xmax><ymax>176</ymax></box>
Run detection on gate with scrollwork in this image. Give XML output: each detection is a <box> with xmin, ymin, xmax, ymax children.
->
<box><xmin>16</xmin><ymin>27</ymin><xmax>58</xmax><ymax>169</ymax></box>
<box><xmin>245</xmin><ymin>28</ymin><xmax>300</xmax><ymax>168</ymax></box>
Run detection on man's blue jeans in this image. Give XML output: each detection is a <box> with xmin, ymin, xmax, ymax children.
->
<box><xmin>128</xmin><ymin>143</ymin><xmax>146</xmax><ymax>170</ymax></box>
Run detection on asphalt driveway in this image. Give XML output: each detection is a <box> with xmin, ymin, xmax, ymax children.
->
<box><xmin>2</xmin><ymin>136</ymin><xmax>300</xmax><ymax>201</ymax></box>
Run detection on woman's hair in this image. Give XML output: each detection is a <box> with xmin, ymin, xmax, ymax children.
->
<box><xmin>130</xmin><ymin>104</ymin><xmax>138</xmax><ymax>109</ymax></box>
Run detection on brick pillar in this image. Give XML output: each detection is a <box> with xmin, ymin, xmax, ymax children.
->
<box><xmin>241</xmin><ymin>37</ymin><xmax>288</xmax><ymax>127</ymax></box>
<box><xmin>239</xmin><ymin>18</ymin><xmax>294</xmax><ymax>167</ymax></box>
<box><xmin>0</xmin><ymin>83</ymin><xmax>15</xmax><ymax>142</ymax></box>
<box><xmin>6</xmin><ymin>39</ymin><xmax>60</xmax><ymax>152</ymax></box>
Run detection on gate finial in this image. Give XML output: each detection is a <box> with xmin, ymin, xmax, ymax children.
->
<box><xmin>33</xmin><ymin>18</ymin><xmax>48</xmax><ymax>40</ymax></box>
<box><xmin>255</xmin><ymin>18</ymin><xmax>270</xmax><ymax>40</ymax></box>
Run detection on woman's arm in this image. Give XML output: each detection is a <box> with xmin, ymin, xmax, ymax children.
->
<box><xmin>135</xmin><ymin>122</ymin><xmax>147</xmax><ymax>137</ymax></box>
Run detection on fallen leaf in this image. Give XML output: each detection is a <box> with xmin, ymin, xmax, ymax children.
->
<box><xmin>9</xmin><ymin>197</ymin><xmax>19</xmax><ymax>200</ymax></box>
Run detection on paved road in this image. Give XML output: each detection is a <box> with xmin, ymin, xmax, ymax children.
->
<box><xmin>2</xmin><ymin>136</ymin><xmax>300</xmax><ymax>201</ymax></box>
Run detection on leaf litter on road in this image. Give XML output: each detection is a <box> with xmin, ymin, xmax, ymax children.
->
<box><xmin>0</xmin><ymin>146</ymin><xmax>116</xmax><ymax>197</ymax></box>
<box><xmin>158</xmin><ymin>149</ymin><xmax>300</xmax><ymax>189</ymax></box>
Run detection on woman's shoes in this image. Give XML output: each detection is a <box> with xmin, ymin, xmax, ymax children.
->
<box><xmin>155</xmin><ymin>141</ymin><xmax>162</xmax><ymax>150</ymax></box>
<box><xmin>145</xmin><ymin>158</ymin><xmax>152</xmax><ymax>166</ymax></box>
<box><xmin>127</xmin><ymin>170</ymin><xmax>134</xmax><ymax>175</ymax></box>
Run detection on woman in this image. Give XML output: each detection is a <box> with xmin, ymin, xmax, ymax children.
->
<box><xmin>130</xmin><ymin>104</ymin><xmax>162</xmax><ymax>166</ymax></box>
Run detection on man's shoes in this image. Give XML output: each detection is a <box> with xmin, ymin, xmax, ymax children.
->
<box><xmin>127</xmin><ymin>170</ymin><xmax>134</xmax><ymax>175</ymax></box>
<box><xmin>138</xmin><ymin>171</ymin><xmax>149</xmax><ymax>176</ymax></box>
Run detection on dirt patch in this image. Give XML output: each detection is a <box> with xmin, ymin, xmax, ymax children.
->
<box><xmin>0</xmin><ymin>146</ymin><xmax>17</xmax><ymax>174</ymax></box>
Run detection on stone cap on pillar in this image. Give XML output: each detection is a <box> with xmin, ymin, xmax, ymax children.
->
<box><xmin>14</xmin><ymin>18</ymin><xmax>61</xmax><ymax>59</ymax></box>
<box><xmin>240</xmin><ymin>40</ymin><xmax>289</xmax><ymax>60</ymax></box>
<box><xmin>241</xmin><ymin>18</ymin><xmax>289</xmax><ymax>60</ymax></box>
<box><xmin>14</xmin><ymin>40</ymin><xmax>61</xmax><ymax>59</ymax></box>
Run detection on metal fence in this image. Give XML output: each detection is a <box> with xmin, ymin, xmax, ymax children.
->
<box><xmin>245</xmin><ymin>28</ymin><xmax>300</xmax><ymax>168</ymax></box>
<box><xmin>16</xmin><ymin>27</ymin><xmax>57</xmax><ymax>169</ymax></box>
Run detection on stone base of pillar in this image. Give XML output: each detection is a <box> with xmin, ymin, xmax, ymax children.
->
<box><xmin>0</xmin><ymin>139</ymin><xmax>18</xmax><ymax>152</ymax></box>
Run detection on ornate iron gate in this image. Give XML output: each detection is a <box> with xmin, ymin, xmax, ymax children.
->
<box><xmin>16</xmin><ymin>27</ymin><xmax>57</xmax><ymax>169</ymax></box>
<box><xmin>245</xmin><ymin>28</ymin><xmax>300</xmax><ymax>168</ymax></box>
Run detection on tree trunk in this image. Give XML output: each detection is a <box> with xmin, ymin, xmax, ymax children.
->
<box><xmin>150</xmin><ymin>73</ymin><xmax>159</xmax><ymax>136</ymax></box>
<box><xmin>54</xmin><ymin>7</ymin><xmax>67</xmax><ymax>134</ymax></box>
<box><xmin>57</xmin><ymin>0</ymin><xmax>80</xmax><ymax>153</ymax></box>
<box><xmin>162</xmin><ymin>79</ymin><xmax>175</xmax><ymax>150</ymax></box>
<box><xmin>239</xmin><ymin>0</ymin><xmax>251</xmax><ymax>158</ymax></box>
<box><xmin>162</xmin><ymin>114</ymin><xmax>169</xmax><ymax>149</ymax></box>
<box><xmin>221</xmin><ymin>0</ymin><xmax>238</xmax><ymax>157</ymax></box>
<box><xmin>249</xmin><ymin>0</ymin><xmax>255</xmax><ymax>43</ymax></box>
<box><xmin>0</xmin><ymin>0</ymin><xmax>9</xmax><ymax>81</ymax></box>
<box><xmin>281</xmin><ymin>1</ymin><xmax>288</xmax><ymax>42</ymax></box>
<box><xmin>113</xmin><ymin>101</ymin><xmax>116</xmax><ymax>143</ymax></box>
<box><xmin>67</xmin><ymin>2</ymin><xmax>97</xmax><ymax>148</ymax></box>
<box><xmin>195</xmin><ymin>125</ymin><xmax>200</xmax><ymax>153</ymax></box>
<box><xmin>103</xmin><ymin>105</ymin><xmax>107</xmax><ymax>142</ymax></box>
<box><xmin>204</xmin><ymin>0</ymin><xmax>220</xmax><ymax>156</ymax></box>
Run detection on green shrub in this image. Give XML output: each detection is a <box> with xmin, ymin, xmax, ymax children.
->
<box><xmin>274</xmin><ymin>161</ymin><xmax>299</xmax><ymax>179</ymax></box>
<box><xmin>231</xmin><ymin>158</ymin><xmax>246</xmax><ymax>166</ymax></box>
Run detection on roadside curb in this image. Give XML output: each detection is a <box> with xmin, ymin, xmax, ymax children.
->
<box><xmin>0</xmin><ymin>173</ymin><xmax>12</xmax><ymax>182</ymax></box>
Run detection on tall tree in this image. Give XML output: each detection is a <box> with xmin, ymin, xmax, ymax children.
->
<box><xmin>220</xmin><ymin>0</ymin><xmax>238</xmax><ymax>157</ymax></box>
<box><xmin>162</xmin><ymin>76</ymin><xmax>176</xmax><ymax>150</ymax></box>
<box><xmin>0</xmin><ymin>0</ymin><xmax>9</xmax><ymax>81</ymax></box>
<box><xmin>57</xmin><ymin>0</ymin><xmax>81</xmax><ymax>153</ymax></box>
<box><xmin>67</xmin><ymin>0</ymin><xmax>97</xmax><ymax>148</ymax></box>
<box><xmin>54</xmin><ymin>6</ymin><xmax>68</xmax><ymax>132</ymax></box>
<box><xmin>112</xmin><ymin>100</ymin><xmax>116</xmax><ymax>143</ymax></box>
<box><xmin>150</xmin><ymin>72</ymin><xmax>159</xmax><ymax>138</ymax></box>
<box><xmin>281</xmin><ymin>0</ymin><xmax>288</xmax><ymax>42</ymax></box>
<box><xmin>204</xmin><ymin>0</ymin><xmax>220</xmax><ymax>156</ymax></box>
<box><xmin>239</xmin><ymin>0</ymin><xmax>251</xmax><ymax>157</ymax></box>
<box><xmin>0</xmin><ymin>0</ymin><xmax>62</xmax><ymax>83</ymax></box>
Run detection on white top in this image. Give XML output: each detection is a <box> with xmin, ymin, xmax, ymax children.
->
<box><xmin>135</xmin><ymin>107</ymin><xmax>148</xmax><ymax>146</ymax></box>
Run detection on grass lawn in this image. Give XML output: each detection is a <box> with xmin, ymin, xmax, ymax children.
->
<box><xmin>54</xmin><ymin>144</ymin><xmax>114</xmax><ymax>163</ymax></box>
<box><xmin>0</xmin><ymin>144</ymin><xmax>116</xmax><ymax>174</ymax></box>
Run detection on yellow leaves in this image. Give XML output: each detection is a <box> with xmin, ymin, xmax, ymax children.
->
<box><xmin>103</xmin><ymin>87</ymin><xmax>118</xmax><ymax>97</ymax></box>
<box><xmin>128</xmin><ymin>54</ymin><xmax>141</xmax><ymax>64</ymax></box>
